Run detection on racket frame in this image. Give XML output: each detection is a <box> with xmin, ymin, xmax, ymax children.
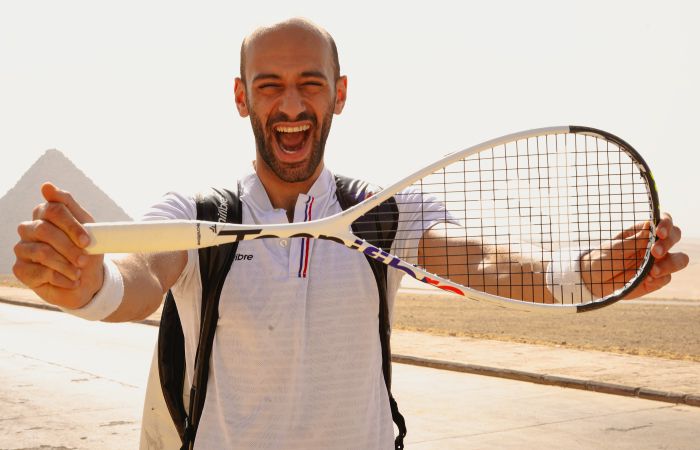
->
<box><xmin>84</xmin><ymin>126</ymin><xmax>660</xmax><ymax>313</ymax></box>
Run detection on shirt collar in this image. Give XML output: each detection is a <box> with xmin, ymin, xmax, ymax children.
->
<box><xmin>239</xmin><ymin>167</ymin><xmax>337</xmax><ymax>222</ymax></box>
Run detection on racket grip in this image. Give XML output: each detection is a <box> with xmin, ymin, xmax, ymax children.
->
<box><xmin>84</xmin><ymin>221</ymin><xmax>203</xmax><ymax>254</ymax></box>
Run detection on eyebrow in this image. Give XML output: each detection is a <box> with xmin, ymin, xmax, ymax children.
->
<box><xmin>252</xmin><ymin>73</ymin><xmax>282</xmax><ymax>83</ymax></box>
<box><xmin>251</xmin><ymin>71</ymin><xmax>328</xmax><ymax>83</ymax></box>
<box><xmin>300</xmin><ymin>71</ymin><xmax>328</xmax><ymax>80</ymax></box>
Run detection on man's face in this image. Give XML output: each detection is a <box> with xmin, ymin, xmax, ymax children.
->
<box><xmin>235</xmin><ymin>27</ymin><xmax>347</xmax><ymax>183</ymax></box>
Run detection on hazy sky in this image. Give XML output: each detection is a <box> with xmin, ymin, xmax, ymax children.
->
<box><xmin>2</xmin><ymin>0</ymin><xmax>699</xmax><ymax>236</ymax></box>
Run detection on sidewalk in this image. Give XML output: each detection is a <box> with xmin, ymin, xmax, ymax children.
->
<box><xmin>4</xmin><ymin>302</ymin><xmax>699</xmax><ymax>450</ymax></box>
<box><xmin>391</xmin><ymin>331</ymin><xmax>700</xmax><ymax>406</ymax></box>
<box><xmin>2</xmin><ymin>286</ymin><xmax>699</xmax><ymax>407</ymax></box>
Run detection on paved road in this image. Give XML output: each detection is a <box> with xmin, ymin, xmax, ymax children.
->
<box><xmin>1</xmin><ymin>302</ymin><xmax>699</xmax><ymax>449</ymax></box>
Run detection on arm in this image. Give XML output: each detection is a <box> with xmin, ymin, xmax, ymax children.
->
<box><xmin>13</xmin><ymin>183</ymin><xmax>186</xmax><ymax>322</ymax></box>
<box><xmin>417</xmin><ymin>223</ymin><xmax>555</xmax><ymax>303</ymax></box>
<box><xmin>418</xmin><ymin>214</ymin><xmax>689</xmax><ymax>303</ymax></box>
<box><xmin>103</xmin><ymin>250</ymin><xmax>186</xmax><ymax>322</ymax></box>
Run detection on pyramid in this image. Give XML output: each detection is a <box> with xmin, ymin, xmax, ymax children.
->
<box><xmin>0</xmin><ymin>149</ymin><xmax>131</xmax><ymax>274</ymax></box>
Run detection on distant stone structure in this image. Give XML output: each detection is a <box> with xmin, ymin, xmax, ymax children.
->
<box><xmin>0</xmin><ymin>149</ymin><xmax>131</xmax><ymax>274</ymax></box>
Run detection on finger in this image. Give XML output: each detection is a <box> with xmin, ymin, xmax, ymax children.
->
<box><xmin>28</xmin><ymin>201</ymin><xmax>91</xmax><ymax>249</ymax></box>
<box><xmin>609</xmin><ymin>226</ymin><xmax>652</xmax><ymax>257</ymax></box>
<box><xmin>586</xmin><ymin>229</ymin><xmax>649</xmax><ymax>282</ymax></box>
<box><xmin>611</xmin><ymin>220</ymin><xmax>651</xmax><ymax>241</ymax></box>
<box><xmin>642</xmin><ymin>273</ymin><xmax>672</xmax><ymax>292</ymax></box>
<box><xmin>14</xmin><ymin>276</ymin><xmax>86</xmax><ymax>309</ymax></box>
<box><xmin>655</xmin><ymin>213</ymin><xmax>673</xmax><ymax>239</ymax></box>
<box><xmin>41</xmin><ymin>183</ymin><xmax>95</xmax><ymax>223</ymax></box>
<box><xmin>624</xmin><ymin>271</ymin><xmax>674</xmax><ymax>299</ymax></box>
<box><xmin>582</xmin><ymin>249</ymin><xmax>642</xmax><ymax>285</ymax></box>
<box><xmin>651</xmin><ymin>225</ymin><xmax>682</xmax><ymax>258</ymax></box>
<box><xmin>589</xmin><ymin>263</ymin><xmax>641</xmax><ymax>298</ymax></box>
<box><xmin>14</xmin><ymin>241</ymin><xmax>82</xmax><ymax>281</ymax></box>
<box><xmin>609</xmin><ymin>228</ymin><xmax>650</xmax><ymax>268</ymax></box>
<box><xmin>12</xmin><ymin>260</ymin><xmax>80</xmax><ymax>290</ymax></box>
<box><xmin>649</xmin><ymin>252</ymin><xmax>690</xmax><ymax>278</ymax></box>
<box><xmin>17</xmin><ymin>220</ymin><xmax>89</xmax><ymax>267</ymax></box>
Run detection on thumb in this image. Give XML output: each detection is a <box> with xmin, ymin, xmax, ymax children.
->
<box><xmin>41</xmin><ymin>182</ymin><xmax>95</xmax><ymax>224</ymax></box>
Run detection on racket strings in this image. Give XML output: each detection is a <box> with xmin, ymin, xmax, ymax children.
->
<box><xmin>353</xmin><ymin>132</ymin><xmax>654</xmax><ymax>304</ymax></box>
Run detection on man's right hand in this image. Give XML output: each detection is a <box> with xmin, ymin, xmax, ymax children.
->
<box><xmin>13</xmin><ymin>182</ymin><xmax>105</xmax><ymax>309</ymax></box>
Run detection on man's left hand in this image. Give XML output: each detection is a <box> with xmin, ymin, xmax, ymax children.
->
<box><xmin>581</xmin><ymin>213</ymin><xmax>688</xmax><ymax>299</ymax></box>
<box><xmin>628</xmin><ymin>212</ymin><xmax>689</xmax><ymax>298</ymax></box>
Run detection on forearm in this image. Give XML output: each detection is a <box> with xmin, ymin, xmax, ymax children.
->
<box><xmin>418</xmin><ymin>225</ymin><xmax>555</xmax><ymax>303</ymax></box>
<box><xmin>475</xmin><ymin>247</ymin><xmax>554</xmax><ymax>302</ymax></box>
<box><xmin>102</xmin><ymin>251</ymin><xmax>187</xmax><ymax>322</ymax></box>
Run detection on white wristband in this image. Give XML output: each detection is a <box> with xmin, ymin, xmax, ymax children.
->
<box><xmin>545</xmin><ymin>248</ymin><xmax>595</xmax><ymax>304</ymax></box>
<box><xmin>61</xmin><ymin>258</ymin><xmax>124</xmax><ymax>321</ymax></box>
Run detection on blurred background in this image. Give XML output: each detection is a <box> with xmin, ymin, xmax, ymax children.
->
<box><xmin>1</xmin><ymin>0</ymin><xmax>698</xmax><ymax>233</ymax></box>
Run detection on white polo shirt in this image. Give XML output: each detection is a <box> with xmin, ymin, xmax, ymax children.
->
<box><xmin>144</xmin><ymin>168</ymin><xmax>450</xmax><ymax>450</ymax></box>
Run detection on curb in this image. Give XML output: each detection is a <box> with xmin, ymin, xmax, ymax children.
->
<box><xmin>0</xmin><ymin>297</ymin><xmax>61</xmax><ymax>312</ymax></box>
<box><xmin>3</xmin><ymin>296</ymin><xmax>699</xmax><ymax>408</ymax></box>
<box><xmin>391</xmin><ymin>354</ymin><xmax>700</xmax><ymax>408</ymax></box>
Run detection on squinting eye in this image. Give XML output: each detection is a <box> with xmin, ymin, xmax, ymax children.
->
<box><xmin>302</xmin><ymin>81</ymin><xmax>323</xmax><ymax>92</ymax></box>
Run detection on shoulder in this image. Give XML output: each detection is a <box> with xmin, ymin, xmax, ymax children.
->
<box><xmin>140</xmin><ymin>191</ymin><xmax>197</xmax><ymax>221</ymax></box>
<box><xmin>139</xmin><ymin>178</ymin><xmax>248</xmax><ymax>222</ymax></box>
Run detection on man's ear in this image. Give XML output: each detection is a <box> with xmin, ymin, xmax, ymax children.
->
<box><xmin>334</xmin><ymin>76</ymin><xmax>348</xmax><ymax>115</ymax></box>
<box><xmin>234</xmin><ymin>78</ymin><xmax>249</xmax><ymax>117</ymax></box>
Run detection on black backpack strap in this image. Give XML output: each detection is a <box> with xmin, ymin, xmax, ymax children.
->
<box><xmin>334</xmin><ymin>175</ymin><xmax>406</xmax><ymax>450</ymax></box>
<box><xmin>157</xmin><ymin>186</ymin><xmax>242</xmax><ymax>450</ymax></box>
<box><xmin>158</xmin><ymin>291</ymin><xmax>188</xmax><ymax>442</ymax></box>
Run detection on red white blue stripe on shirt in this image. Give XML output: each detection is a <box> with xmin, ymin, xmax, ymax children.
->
<box><xmin>297</xmin><ymin>196</ymin><xmax>315</xmax><ymax>278</ymax></box>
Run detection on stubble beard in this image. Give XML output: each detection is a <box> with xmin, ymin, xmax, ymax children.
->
<box><xmin>250</xmin><ymin>106</ymin><xmax>334</xmax><ymax>183</ymax></box>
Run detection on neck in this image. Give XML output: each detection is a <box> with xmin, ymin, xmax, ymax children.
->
<box><xmin>254</xmin><ymin>157</ymin><xmax>324</xmax><ymax>222</ymax></box>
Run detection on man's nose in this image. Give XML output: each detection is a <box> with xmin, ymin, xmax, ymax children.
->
<box><xmin>278</xmin><ymin>88</ymin><xmax>306</xmax><ymax>119</ymax></box>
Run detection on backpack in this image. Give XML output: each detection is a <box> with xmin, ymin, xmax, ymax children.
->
<box><xmin>157</xmin><ymin>175</ymin><xmax>406</xmax><ymax>450</ymax></box>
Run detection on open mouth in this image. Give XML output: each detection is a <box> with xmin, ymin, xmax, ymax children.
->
<box><xmin>274</xmin><ymin>123</ymin><xmax>312</xmax><ymax>154</ymax></box>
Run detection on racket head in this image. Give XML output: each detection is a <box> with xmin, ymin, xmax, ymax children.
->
<box><xmin>569</xmin><ymin>126</ymin><xmax>660</xmax><ymax>311</ymax></box>
<box><xmin>350</xmin><ymin>126</ymin><xmax>660</xmax><ymax>312</ymax></box>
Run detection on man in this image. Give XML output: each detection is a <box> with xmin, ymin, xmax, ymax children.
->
<box><xmin>13</xmin><ymin>18</ymin><xmax>688</xmax><ymax>449</ymax></box>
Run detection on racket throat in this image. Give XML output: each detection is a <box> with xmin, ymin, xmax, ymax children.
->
<box><xmin>346</xmin><ymin>237</ymin><xmax>467</xmax><ymax>297</ymax></box>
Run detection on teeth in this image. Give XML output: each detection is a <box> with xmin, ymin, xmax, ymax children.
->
<box><xmin>275</xmin><ymin>124</ymin><xmax>311</xmax><ymax>133</ymax></box>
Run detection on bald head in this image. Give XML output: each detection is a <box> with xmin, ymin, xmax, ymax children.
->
<box><xmin>239</xmin><ymin>18</ymin><xmax>340</xmax><ymax>83</ymax></box>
